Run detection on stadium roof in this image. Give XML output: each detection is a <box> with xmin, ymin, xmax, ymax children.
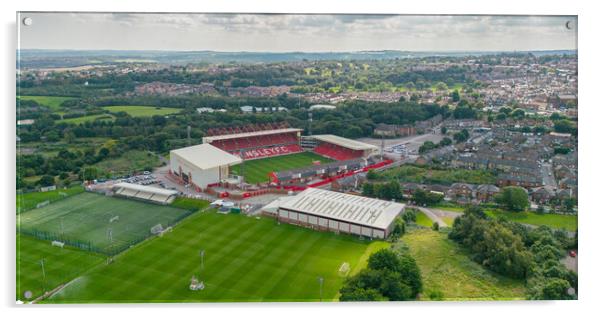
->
<box><xmin>113</xmin><ymin>182</ymin><xmax>179</xmax><ymax>196</ymax></box>
<box><xmin>203</xmin><ymin>128</ymin><xmax>303</xmax><ymax>142</ymax></box>
<box><xmin>278</xmin><ymin>188</ymin><xmax>404</xmax><ymax>230</ymax></box>
<box><xmin>311</xmin><ymin>134</ymin><xmax>378</xmax><ymax>151</ymax></box>
<box><xmin>170</xmin><ymin>143</ymin><xmax>242</xmax><ymax>170</ymax></box>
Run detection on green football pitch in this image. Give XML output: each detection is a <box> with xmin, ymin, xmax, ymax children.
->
<box><xmin>45</xmin><ymin>211</ymin><xmax>388</xmax><ymax>303</ymax></box>
<box><xmin>17</xmin><ymin>235</ymin><xmax>105</xmax><ymax>302</ymax></box>
<box><xmin>18</xmin><ymin>192</ymin><xmax>191</xmax><ymax>253</ymax></box>
<box><xmin>230</xmin><ymin>151</ymin><xmax>333</xmax><ymax>184</ymax></box>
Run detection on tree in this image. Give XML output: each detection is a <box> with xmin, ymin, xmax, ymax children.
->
<box><xmin>495</xmin><ymin>186</ymin><xmax>530</xmax><ymax>212</ymax></box>
<box><xmin>441</xmin><ymin>126</ymin><xmax>447</xmax><ymax>135</ymax></box>
<box><xmin>451</xmin><ymin>90</ymin><xmax>460</xmax><ymax>102</ymax></box>
<box><xmin>453</xmin><ymin>129</ymin><xmax>470</xmax><ymax>143</ymax></box>
<box><xmin>432</xmin><ymin>221</ymin><xmax>440</xmax><ymax>231</ymax></box>
<box><xmin>37</xmin><ymin>175</ymin><xmax>55</xmax><ymax>187</ymax></box>
<box><xmin>82</xmin><ymin>167</ymin><xmax>99</xmax><ymax>181</ymax></box>
<box><xmin>340</xmin><ymin>249</ymin><xmax>422</xmax><ymax>301</ymax></box>
<box><xmin>511</xmin><ymin>109</ymin><xmax>525</xmax><ymax>119</ymax></box>
<box><xmin>362</xmin><ymin>183</ymin><xmax>375</xmax><ymax>197</ymax></box>
<box><xmin>439</xmin><ymin>137</ymin><xmax>452</xmax><ymax>146</ymax></box>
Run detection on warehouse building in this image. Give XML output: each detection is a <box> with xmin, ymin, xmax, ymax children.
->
<box><xmin>169</xmin><ymin>143</ymin><xmax>243</xmax><ymax>190</ymax></box>
<box><xmin>275</xmin><ymin>188</ymin><xmax>405</xmax><ymax>239</ymax></box>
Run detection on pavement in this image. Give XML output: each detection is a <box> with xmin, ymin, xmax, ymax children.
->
<box><xmin>416</xmin><ymin>206</ymin><xmax>450</xmax><ymax>228</ymax></box>
<box><xmin>541</xmin><ymin>163</ymin><xmax>557</xmax><ymax>188</ymax></box>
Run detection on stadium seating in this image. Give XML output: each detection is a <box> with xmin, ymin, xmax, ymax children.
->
<box><xmin>241</xmin><ymin>144</ymin><xmax>302</xmax><ymax>160</ymax></box>
<box><xmin>313</xmin><ymin>143</ymin><xmax>363</xmax><ymax>161</ymax></box>
<box><xmin>210</xmin><ymin>131</ymin><xmax>301</xmax><ymax>160</ymax></box>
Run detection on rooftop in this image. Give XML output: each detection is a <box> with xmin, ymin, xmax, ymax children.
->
<box><xmin>203</xmin><ymin>128</ymin><xmax>303</xmax><ymax>142</ymax></box>
<box><xmin>278</xmin><ymin>187</ymin><xmax>404</xmax><ymax>230</ymax></box>
<box><xmin>311</xmin><ymin>134</ymin><xmax>378</xmax><ymax>151</ymax></box>
<box><xmin>170</xmin><ymin>143</ymin><xmax>243</xmax><ymax>170</ymax></box>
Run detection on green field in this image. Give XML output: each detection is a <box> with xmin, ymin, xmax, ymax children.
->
<box><xmin>103</xmin><ymin>106</ymin><xmax>182</xmax><ymax>117</ymax></box>
<box><xmin>402</xmin><ymin>230</ymin><xmax>526</xmax><ymax>300</ymax></box>
<box><xmin>18</xmin><ymin>192</ymin><xmax>191</xmax><ymax>253</ymax></box>
<box><xmin>19</xmin><ymin>96</ymin><xmax>76</xmax><ymax>111</ymax></box>
<box><xmin>485</xmin><ymin>210</ymin><xmax>577</xmax><ymax>231</ymax></box>
<box><xmin>17</xmin><ymin>235</ymin><xmax>105</xmax><ymax>302</ymax></box>
<box><xmin>45</xmin><ymin>211</ymin><xmax>388</xmax><ymax>303</ymax></box>
<box><xmin>17</xmin><ymin>186</ymin><xmax>84</xmax><ymax>214</ymax></box>
<box><xmin>415</xmin><ymin>211</ymin><xmax>434</xmax><ymax>227</ymax></box>
<box><xmin>60</xmin><ymin>114</ymin><xmax>115</xmax><ymax>124</ymax></box>
<box><xmin>230</xmin><ymin>152</ymin><xmax>334</xmax><ymax>184</ymax></box>
<box><xmin>93</xmin><ymin>150</ymin><xmax>161</xmax><ymax>177</ymax></box>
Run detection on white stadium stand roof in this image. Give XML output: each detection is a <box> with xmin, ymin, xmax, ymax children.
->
<box><xmin>203</xmin><ymin>128</ymin><xmax>303</xmax><ymax>142</ymax></box>
<box><xmin>311</xmin><ymin>134</ymin><xmax>378</xmax><ymax>151</ymax></box>
<box><xmin>113</xmin><ymin>182</ymin><xmax>179</xmax><ymax>204</ymax></box>
<box><xmin>278</xmin><ymin>188</ymin><xmax>404</xmax><ymax>230</ymax></box>
<box><xmin>170</xmin><ymin>143</ymin><xmax>242</xmax><ymax>170</ymax></box>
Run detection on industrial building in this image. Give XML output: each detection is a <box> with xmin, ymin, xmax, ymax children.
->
<box><xmin>273</xmin><ymin>188</ymin><xmax>404</xmax><ymax>239</ymax></box>
<box><xmin>169</xmin><ymin>143</ymin><xmax>243</xmax><ymax>190</ymax></box>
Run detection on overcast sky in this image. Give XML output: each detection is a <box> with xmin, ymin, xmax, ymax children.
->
<box><xmin>18</xmin><ymin>13</ymin><xmax>577</xmax><ymax>52</ymax></box>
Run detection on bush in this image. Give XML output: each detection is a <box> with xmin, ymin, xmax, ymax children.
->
<box><xmin>432</xmin><ymin>222</ymin><xmax>439</xmax><ymax>231</ymax></box>
<box><xmin>340</xmin><ymin>249</ymin><xmax>422</xmax><ymax>301</ymax></box>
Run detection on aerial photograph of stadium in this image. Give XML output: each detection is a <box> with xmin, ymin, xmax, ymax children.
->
<box><xmin>15</xmin><ymin>12</ymin><xmax>578</xmax><ymax>303</ymax></box>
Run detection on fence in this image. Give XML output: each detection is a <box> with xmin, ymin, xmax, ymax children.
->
<box><xmin>19</xmin><ymin>210</ymin><xmax>195</xmax><ymax>257</ymax></box>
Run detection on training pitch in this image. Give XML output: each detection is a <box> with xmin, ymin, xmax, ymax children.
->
<box><xmin>230</xmin><ymin>151</ymin><xmax>333</xmax><ymax>184</ymax></box>
<box><xmin>46</xmin><ymin>210</ymin><xmax>388</xmax><ymax>303</ymax></box>
<box><xmin>18</xmin><ymin>192</ymin><xmax>191</xmax><ymax>253</ymax></box>
<box><xmin>17</xmin><ymin>235</ymin><xmax>105</xmax><ymax>302</ymax></box>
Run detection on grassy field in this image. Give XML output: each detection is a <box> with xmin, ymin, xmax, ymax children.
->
<box><xmin>103</xmin><ymin>106</ymin><xmax>182</xmax><ymax>117</ymax></box>
<box><xmin>17</xmin><ymin>235</ymin><xmax>105</xmax><ymax>302</ymax></box>
<box><xmin>18</xmin><ymin>192</ymin><xmax>191</xmax><ymax>253</ymax></box>
<box><xmin>45</xmin><ymin>210</ymin><xmax>388</xmax><ymax>303</ymax></box>
<box><xmin>170</xmin><ymin>197</ymin><xmax>211</xmax><ymax>212</ymax></box>
<box><xmin>485</xmin><ymin>210</ymin><xmax>577</xmax><ymax>231</ymax></box>
<box><xmin>415</xmin><ymin>211</ymin><xmax>434</xmax><ymax>227</ymax></box>
<box><xmin>402</xmin><ymin>230</ymin><xmax>526</xmax><ymax>300</ymax></box>
<box><xmin>19</xmin><ymin>96</ymin><xmax>76</xmax><ymax>111</ymax></box>
<box><xmin>380</xmin><ymin>165</ymin><xmax>496</xmax><ymax>185</ymax></box>
<box><xmin>230</xmin><ymin>152</ymin><xmax>334</xmax><ymax>184</ymax></box>
<box><xmin>17</xmin><ymin>186</ymin><xmax>84</xmax><ymax>214</ymax></box>
<box><xmin>60</xmin><ymin>114</ymin><xmax>115</xmax><ymax>124</ymax></box>
<box><xmin>93</xmin><ymin>150</ymin><xmax>161</xmax><ymax>177</ymax></box>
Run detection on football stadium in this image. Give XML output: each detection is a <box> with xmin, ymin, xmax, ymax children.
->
<box><xmin>17</xmin><ymin>123</ymin><xmax>401</xmax><ymax>303</ymax></box>
<box><xmin>169</xmin><ymin>123</ymin><xmax>388</xmax><ymax>194</ymax></box>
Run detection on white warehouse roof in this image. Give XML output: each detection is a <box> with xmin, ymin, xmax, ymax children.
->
<box><xmin>114</xmin><ymin>182</ymin><xmax>179</xmax><ymax>196</ymax></box>
<box><xmin>311</xmin><ymin>134</ymin><xmax>378</xmax><ymax>151</ymax></box>
<box><xmin>278</xmin><ymin>188</ymin><xmax>404</xmax><ymax>230</ymax></box>
<box><xmin>170</xmin><ymin>143</ymin><xmax>242</xmax><ymax>170</ymax></box>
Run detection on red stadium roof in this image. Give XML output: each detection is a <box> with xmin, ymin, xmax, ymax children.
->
<box><xmin>202</xmin><ymin>128</ymin><xmax>302</xmax><ymax>142</ymax></box>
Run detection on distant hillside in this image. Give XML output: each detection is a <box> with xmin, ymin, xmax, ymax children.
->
<box><xmin>17</xmin><ymin>49</ymin><xmax>577</xmax><ymax>69</ymax></box>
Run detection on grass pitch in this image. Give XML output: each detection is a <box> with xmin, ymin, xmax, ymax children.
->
<box><xmin>17</xmin><ymin>186</ymin><xmax>84</xmax><ymax>214</ymax></box>
<box><xmin>18</xmin><ymin>192</ymin><xmax>191</xmax><ymax>253</ymax></box>
<box><xmin>402</xmin><ymin>230</ymin><xmax>526</xmax><ymax>300</ymax></box>
<box><xmin>230</xmin><ymin>152</ymin><xmax>333</xmax><ymax>184</ymax></box>
<box><xmin>46</xmin><ymin>211</ymin><xmax>388</xmax><ymax>303</ymax></box>
<box><xmin>17</xmin><ymin>234</ymin><xmax>105</xmax><ymax>302</ymax></box>
<box><xmin>485</xmin><ymin>210</ymin><xmax>577</xmax><ymax>231</ymax></box>
<box><xmin>103</xmin><ymin>105</ymin><xmax>182</xmax><ymax>117</ymax></box>
<box><xmin>19</xmin><ymin>96</ymin><xmax>76</xmax><ymax>111</ymax></box>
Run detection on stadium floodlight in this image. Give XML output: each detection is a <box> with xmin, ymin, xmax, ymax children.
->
<box><xmin>40</xmin><ymin>258</ymin><xmax>46</xmax><ymax>291</ymax></box>
<box><xmin>199</xmin><ymin>249</ymin><xmax>205</xmax><ymax>271</ymax></box>
<box><xmin>317</xmin><ymin>276</ymin><xmax>324</xmax><ymax>302</ymax></box>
